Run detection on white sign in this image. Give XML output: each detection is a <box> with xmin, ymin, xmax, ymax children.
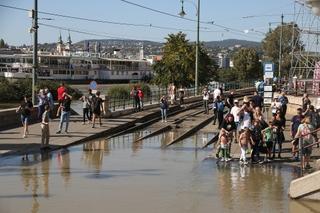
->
<box><xmin>264</xmin><ymin>91</ymin><xmax>273</xmax><ymax>98</ymax></box>
<box><xmin>264</xmin><ymin>85</ymin><xmax>273</xmax><ymax>92</ymax></box>
<box><xmin>264</xmin><ymin>72</ymin><xmax>274</xmax><ymax>78</ymax></box>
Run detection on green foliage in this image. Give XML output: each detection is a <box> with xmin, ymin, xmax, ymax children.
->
<box><xmin>0</xmin><ymin>78</ymin><xmax>82</xmax><ymax>102</ymax></box>
<box><xmin>216</xmin><ymin>68</ymin><xmax>238</xmax><ymax>82</ymax></box>
<box><xmin>232</xmin><ymin>48</ymin><xmax>262</xmax><ymax>81</ymax></box>
<box><xmin>107</xmin><ymin>85</ymin><xmax>131</xmax><ymax>98</ymax></box>
<box><xmin>262</xmin><ymin>23</ymin><xmax>303</xmax><ymax>75</ymax></box>
<box><xmin>152</xmin><ymin>32</ymin><xmax>216</xmax><ymax>87</ymax></box>
<box><xmin>0</xmin><ymin>38</ymin><xmax>8</xmax><ymax>48</ymax></box>
<box><xmin>107</xmin><ymin>83</ymin><xmax>151</xmax><ymax>98</ymax></box>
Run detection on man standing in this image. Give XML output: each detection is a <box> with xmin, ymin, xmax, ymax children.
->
<box><xmin>251</xmin><ymin>91</ymin><xmax>263</xmax><ymax>109</ymax></box>
<box><xmin>57</xmin><ymin>82</ymin><xmax>66</xmax><ymax>103</ymax></box>
<box><xmin>226</xmin><ymin>90</ymin><xmax>235</xmax><ymax>111</ymax></box>
<box><xmin>230</xmin><ymin>99</ymin><xmax>241</xmax><ymax>142</ymax></box>
<box><xmin>16</xmin><ymin>95</ymin><xmax>33</xmax><ymax>138</ymax></box>
<box><xmin>202</xmin><ymin>86</ymin><xmax>209</xmax><ymax>114</ymax></box>
<box><xmin>92</xmin><ymin>91</ymin><xmax>103</xmax><ymax>128</ymax></box>
<box><xmin>131</xmin><ymin>86</ymin><xmax>140</xmax><ymax>112</ymax></box>
<box><xmin>291</xmin><ymin>108</ymin><xmax>304</xmax><ymax>160</ymax></box>
<box><xmin>56</xmin><ymin>93</ymin><xmax>72</xmax><ymax>134</ymax></box>
<box><xmin>138</xmin><ymin>87</ymin><xmax>144</xmax><ymax>111</ymax></box>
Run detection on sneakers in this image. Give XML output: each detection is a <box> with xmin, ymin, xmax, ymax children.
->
<box><xmin>82</xmin><ymin>122</ymin><xmax>85</xmax><ymax>125</ymax></box>
<box><xmin>220</xmin><ymin>158</ymin><xmax>225</xmax><ymax>162</ymax></box>
<box><xmin>56</xmin><ymin>130</ymin><xmax>61</xmax><ymax>134</ymax></box>
<box><xmin>244</xmin><ymin>160</ymin><xmax>249</xmax><ymax>165</ymax></box>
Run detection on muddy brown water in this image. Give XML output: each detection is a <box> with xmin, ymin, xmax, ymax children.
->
<box><xmin>0</xmin><ymin>131</ymin><xmax>319</xmax><ymax>213</ymax></box>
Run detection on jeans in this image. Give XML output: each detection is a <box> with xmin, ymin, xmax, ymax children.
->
<box><xmin>59</xmin><ymin>111</ymin><xmax>70</xmax><ymax>132</ymax></box>
<box><xmin>203</xmin><ymin>100</ymin><xmax>209</xmax><ymax>114</ymax></box>
<box><xmin>83</xmin><ymin>108</ymin><xmax>90</xmax><ymax>122</ymax></box>
<box><xmin>272</xmin><ymin>132</ymin><xmax>283</xmax><ymax>157</ymax></box>
<box><xmin>160</xmin><ymin>108</ymin><xmax>167</xmax><ymax>121</ymax></box>
<box><xmin>217</xmin><ymin>111</ymin><xmax>224</xmax><ymax>128</ymax></box>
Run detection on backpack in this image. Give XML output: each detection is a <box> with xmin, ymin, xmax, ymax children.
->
<box><xmin>301</xmin><ymin>124</ymin><xmax>311</xmax><ymax>141</ymax></box>
<box><xmin>216</xmin><ymin>101</ymin><xmax>224</xmax><ymax>112</ymax></box>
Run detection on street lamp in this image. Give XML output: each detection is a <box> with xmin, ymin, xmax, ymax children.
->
<box><xmin>179</xmin><ymin>0</ymin><xmax>200</xmax><ymax>95</ymax></box>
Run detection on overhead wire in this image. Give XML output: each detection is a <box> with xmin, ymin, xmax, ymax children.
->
<box><xmin>119</xmin><ymin>0</ymin><xmax>264</xmax><ymax>36</ymax></box>
<box><xmin>0</xmin><ymin>3</ymin><xmax>264</xmax><ymax>40</ymax></box>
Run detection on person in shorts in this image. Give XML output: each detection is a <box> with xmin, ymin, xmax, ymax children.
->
<box><xmin>92</xmin><ymin>91</ymin><xmax>103</xmax><ymax>128</ymax></box>
<box><xmin>295</xmin><ymin>117</ymin><xmax>314</xmax><ymax>169</ymax></box>
<box><xmin>16</xmin><ymin>95</ymin><xmax>33</xmax><ymax>138</ymax></box>
<box><xmin>290</xmin><ymin>108</ymin><xmax>304</xmax><ymax>160</ymax></box>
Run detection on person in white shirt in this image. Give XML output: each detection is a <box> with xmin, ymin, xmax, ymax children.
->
<box><xmin>271</xmin><ymin>96</ymin><xmax>281</xmax><ymax>116</ymax></box>
<box><xmin>213</xmin><ymin>87</ymin><xmax>221</xmax><ymax>101</ymax></box>
<box><xmin>202</xmin><ymin>87</ymin><xmax>210</xmax><ymax>114</ymax></box>
<box><xmin>230</xmin><ymin>99</ymin><xmax>241</xmax><ymax>142</ymax></box>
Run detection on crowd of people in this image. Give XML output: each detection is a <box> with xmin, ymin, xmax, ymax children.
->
<box><xmin>16</xmin><ymin>83</ymin><xmax>105</xmax><ymax>150</ymax></box>
<box><xmin>205</xmin><ymin>87</ymin><xmax>320</xmax><ymax>169</ymax></box>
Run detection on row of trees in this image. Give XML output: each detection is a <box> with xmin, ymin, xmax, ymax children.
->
<box><xmin>152</xmin><ymin>23</ymin><xmax>302</xmax><ymax>87</ymax></box>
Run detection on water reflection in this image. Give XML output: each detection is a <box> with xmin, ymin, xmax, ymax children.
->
<box><xmin>82</xmin><ymin>140</ymin><xmax>105</xmax><ymax>173</ymax></box>
<box><xmin>1</xmin><ymin>131</ymin><xmax>319</xmax><ymax>213</ymax></box>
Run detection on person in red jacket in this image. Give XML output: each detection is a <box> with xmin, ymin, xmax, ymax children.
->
<box><xmin>57</xmin><ymin>82</ymin><xmax>66</xmax><ymax>103</ymax></box>
<box><xmin>138</xmin><ymin>87</ymin><xmax>144</xmax><ymax>110</ymax></box>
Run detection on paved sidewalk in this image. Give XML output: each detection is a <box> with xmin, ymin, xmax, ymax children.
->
<box><xmin>0</xmin><ymin>107</ymin><xmax>161</xmax><ymax>157</ymax></box>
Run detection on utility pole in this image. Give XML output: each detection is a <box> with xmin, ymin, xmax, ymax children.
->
<box><xmin>195</xmin><ymin>0</ymin><xmax>200</xmax><ymax>95</ymax></box>
<box><xmin>32</xmin><ymin>0</ymin><xmax>38</xmax><ymax>105</ymax></box>
<box><xmin>278</xmin><ymin>14</ymin><xmax>284</xmax><ymax>84</ymax></box>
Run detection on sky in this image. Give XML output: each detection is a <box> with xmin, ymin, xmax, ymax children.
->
<box><xmin>0</xmin><ymin>0</ymin><xmax>296</xmax><ymax>46</ymax></box>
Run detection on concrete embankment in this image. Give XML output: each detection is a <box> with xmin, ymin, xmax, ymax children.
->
<box><xmin>289</xmin><ymin>160</ymin><xmax>320</xmax><ymax>200</ymax></box>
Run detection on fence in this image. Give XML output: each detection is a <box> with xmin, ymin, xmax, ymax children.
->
<box><xmin>107</xmin><ymin>81</ymin><xmax>254</xmax><ymax>112</ymax></box>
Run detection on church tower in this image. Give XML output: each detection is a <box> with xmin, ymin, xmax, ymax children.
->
<box><xmin>56</xmin><ymin>32</ymin><xmax>64</xmax><ymax>54</ymax></box>
<box><xmin>65</xmin><ymin>31</ymin><xmax>72</xmax><ymax>52</ymax></box>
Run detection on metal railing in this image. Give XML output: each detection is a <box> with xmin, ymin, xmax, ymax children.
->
<box><xmin>107</xmin><ymin>81</ymin><xmax>254</xmax><ymax>112</ymax></box>
<box><xmin>108</xmin><ymin>88</ymin><xmax>197</xmax><ymax>112</ymax></box>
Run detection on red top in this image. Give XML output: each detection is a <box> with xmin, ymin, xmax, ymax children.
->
<box><xmin>138</xmin><ymin>89</ymin><xmax>144</xmax><ymax>98</ymax></box>
<box><xmin>57</xmin><ymin>86</ymin><xmax>66</xmax><ymax>100</ymax></box>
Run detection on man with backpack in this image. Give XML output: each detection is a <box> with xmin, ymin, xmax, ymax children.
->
<box><xmin>213</xmin><ymin>96</ymin><xmax>225</xmax><ymax>129</ymax></box>
<box><xmin>91</xmin><ymin>91</ymin><xmax>103</xmax><ymax>128</ymax></box>
<box><xmin>304</xmin><ymin>105</ymin><xmax>320</xmax><ymax>148</ymax></box>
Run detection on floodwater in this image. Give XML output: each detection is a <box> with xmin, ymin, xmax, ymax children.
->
<box><xmin>0</xmin><ymin>131</ymin><xmax>319</xmax><ymax>213</ymax></box>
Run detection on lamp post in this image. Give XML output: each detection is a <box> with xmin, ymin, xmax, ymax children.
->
<box><xmin>31</xmin><ymin>0</ymin><xmax>38</xmax><ymax>105</ymax></box>
<box><xmin>278</xmin><ymin>14</ymin><xmax>284</xmax><ymax>85</ymax></box>
<box><xmin>179</xmin><ymin>0</ymin><xmax>200</xmax><ymax>95</ymax></box>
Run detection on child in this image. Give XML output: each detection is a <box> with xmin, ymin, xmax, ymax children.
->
<box><xmin>239</xmin><ymin>128</ymin><xmax>253</xmax><ymax>164</ymax></box>
<box><xmin>261</xmin><ymin>121</ymin><xmax>274</xmax><ymax>162</ymax></box>
<box><xmin>251</xmin><ymin>120</ymin><xmax>262</xmax><ymax>163</ymax></box>
<box><xmin>41</xmin><ymin>105</ymin><xmax>50</xmax><ymax>149</ymax></box>
<box><xmin>219</xmin><ymin>129</ymin><xmax>231</xmax><ymax>162</ymax></box>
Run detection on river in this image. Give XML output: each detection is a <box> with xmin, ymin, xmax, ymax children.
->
<box><xmin>0</xmin><ymin>131</ymin><xmax>319</xmax><ymax>213</ymax></box>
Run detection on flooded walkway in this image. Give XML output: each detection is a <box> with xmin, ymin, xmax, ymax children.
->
<box><xmin>0</xmin><ymin>131</ymin><xmax>319</xmax><ymax>213</ymax></box>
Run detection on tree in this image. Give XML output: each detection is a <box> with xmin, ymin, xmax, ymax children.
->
<box><xmin>0</xmin><ymin>38</ymin><xmax>8</xmax><ymax>48</ymax></box>
<box><xmin>262</xmin><ymin>23</ymin><xmax>303</xmax><ymax>76</ymax></box>
<box><xmin>152</xmin><ymin>32</ymin><xmax>216</xmax><ymax>87</ymax></box>
<box><xmin>232</xmin><ymin>48</ymin><xmax>262</xmax><ymax>81</ymax></box>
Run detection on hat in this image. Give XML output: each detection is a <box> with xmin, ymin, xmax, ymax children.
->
<box><xmin>234</xmin><ymin>99</ymin><xmax>239</xmax><ymax>103</ymax></box>
<box><xmin>243</xmin><ymin>96</ymin><xmax>249</xmax><ymax>103</ymax></box>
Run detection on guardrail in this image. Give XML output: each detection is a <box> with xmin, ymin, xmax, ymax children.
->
<box><xmin>107</xmin><ymin>82</ymin><xmax>254</xmax><ymax>112</ymax></box>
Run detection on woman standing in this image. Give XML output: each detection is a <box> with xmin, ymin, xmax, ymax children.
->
<box><xmin>272</xmin><ymin>110</ymin><xmax>285</xmax><ymax>159</ymax></box>
<box><xmin>16</xmin><ymin>95</ymin><xmax>33</xmax><ymax>138</ymax></box>
<box><xmin>295</xmin><ymin>117</ymin><xmax>314</xmax><ymax>169</ymax></box>
<box><xmin>160</xmin><ymin>96</ymin><xmax>168</xmax><ymax>122</ymax></box>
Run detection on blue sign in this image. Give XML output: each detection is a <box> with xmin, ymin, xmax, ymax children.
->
<box><xmin>89</xmin><ymin>80</ymin><xmax>97</xmax><ymax>90</ymax></box>
<box><xmin>264</xmin><ymin>62</ymin><xmax>274</xmax><ymax>73</ymax></box>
